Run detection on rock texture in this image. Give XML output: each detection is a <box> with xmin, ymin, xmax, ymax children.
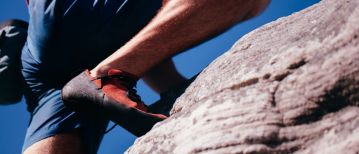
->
<box><xmin>128</xmin><ymin>0</ymin><xmax>359</xmax><ymax>153</ymax></box>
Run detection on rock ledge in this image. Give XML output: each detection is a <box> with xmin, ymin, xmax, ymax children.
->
<box><xmin>127</xmin><ymin>0</ymin><xmax>359</xmax><ymax>153</ymax></box>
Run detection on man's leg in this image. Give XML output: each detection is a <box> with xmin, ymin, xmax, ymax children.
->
<box><xmin>23</xmin><ymin>129</ymin><xmax>87</xmax><ymax>154</ymax></box>
<box><xmin>23</xmin><ymin>0</ymin><xmax>161</xmax><ymax>152</ymax></box>
<box><xmin>142</xmin><ymin>58</ymin><xmax>187</xmax><ymax>94</ymax></box>
<box><xmin>19</xmin><ymin>86</ymin><xmax>109</xmax><ymax>154</ymax></box>
<box><xmin>91</xmin><ymin>0</ymin><xmax>272</xmax><ymax>78</ymax></box>
<box><xmin>61</xmin><ymin>0</ymin><xmax>271</xmax><ymax>137</ymax></box>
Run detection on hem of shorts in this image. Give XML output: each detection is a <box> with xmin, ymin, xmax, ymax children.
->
<box><xmin>22</xmin><ymin>124</ymin><xmax>82</xmax><ymax>153</ymax></box>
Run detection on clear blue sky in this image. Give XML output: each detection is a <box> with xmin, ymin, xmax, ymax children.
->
<box><xmin>0</xmin><ymin>0</ymin><xmax>321</xmax><ymax>153</ymax></box>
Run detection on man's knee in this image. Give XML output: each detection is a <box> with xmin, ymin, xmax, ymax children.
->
<box><xmin>243</xmin><ymin>0</ymin><xmax>272</xmax><ymax>21</ymax></box>
<box><xmin>23</xmin><ymin>129</ymin><xmax>88</xmax><ymax>154</ymax></box>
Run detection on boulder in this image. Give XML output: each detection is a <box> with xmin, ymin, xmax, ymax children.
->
<box><xmin>127</xmin><ymin>0</ymin><xmax>359</xmax><ymax>153</ymax></box>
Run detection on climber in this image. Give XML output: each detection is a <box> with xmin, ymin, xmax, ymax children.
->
<box><xmin>21</xmin><ymin>0</ymin><xmax>271</xmax><ymax>153</ymax></box>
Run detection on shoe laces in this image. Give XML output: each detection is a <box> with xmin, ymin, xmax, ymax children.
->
<box><xmin>96</xmin><ymin>74</ymin><xmax>150</xmax><ymax>134</ymax></box>
<box><xmin>93</xmin><ymin>74</ymin><xmax>142</xmax><ymax>103</ymax></box>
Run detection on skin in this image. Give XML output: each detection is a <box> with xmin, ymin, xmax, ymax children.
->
<box><xmin>23</xmin><ymin>0</ymin><xmax>271</xmax><ymax>153</ymax></box>
<box><xmin>23</xmin><ymin>129</ymin><xmax>87</xmax><ymax>154</ymax></box>
<box><xmin>142</xmin><ymin>58</ymin><xmax>187</xmax><ymax>94</ymax></box>
<box><xmin>90</xmin><ymin>0</ymin><xmax>271</xmax><ymax>78</ymax></box>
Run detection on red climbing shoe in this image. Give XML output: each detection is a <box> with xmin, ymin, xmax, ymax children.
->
<box><xmin>61</xmin><ymin>69</ymin><xmax>167</xmax><ymax>137</ymax></box>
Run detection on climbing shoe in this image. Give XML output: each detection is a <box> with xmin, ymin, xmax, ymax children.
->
<box><xmin>61</xmin><ymin>69</ymin><xmax>167</xmax><ymax>137</ymax></box>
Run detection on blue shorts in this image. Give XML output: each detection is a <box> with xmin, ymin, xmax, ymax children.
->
<box><xmin>21</xmin><ymin>0</ymin><xmax>162</xmax><ymax>153</ymax></box>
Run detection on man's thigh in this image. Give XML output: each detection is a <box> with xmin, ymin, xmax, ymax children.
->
<box><xmin>23</xmin><ymin>129</ymin><xmax>88</xmax><ymax>154</ymax></box>
<box><xmin>21</xmin><ymin>89</ymin><xmax>109</xmax><ymax>154</ymax></box>
<box><xmin>26</xmin><ymin>0</ymin><xmax>163</xmax><ymax>72</ymax></box>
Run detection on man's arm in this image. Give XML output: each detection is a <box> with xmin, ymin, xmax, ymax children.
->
<box><xmin>91</xmin><ymin>0</ymin><xmax>271</xmax><ymax>78</ymax></box>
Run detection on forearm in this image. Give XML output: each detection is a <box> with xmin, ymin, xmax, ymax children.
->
<box><xmin>92</xmin><ymin>0</ymin><xmax>271</xmax><ymax>77</ymax></box>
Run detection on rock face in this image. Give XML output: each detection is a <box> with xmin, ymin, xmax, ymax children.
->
<box><xmin>127</xmin><ymin>0</ymin><xmax>359</xmax><ymax>153</ymax></box>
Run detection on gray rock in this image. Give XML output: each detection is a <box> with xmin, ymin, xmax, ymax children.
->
<box><xmin>128</xmin><ymin>0</ymin><xmax>359</xmax><ymax>153</ymax></box>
